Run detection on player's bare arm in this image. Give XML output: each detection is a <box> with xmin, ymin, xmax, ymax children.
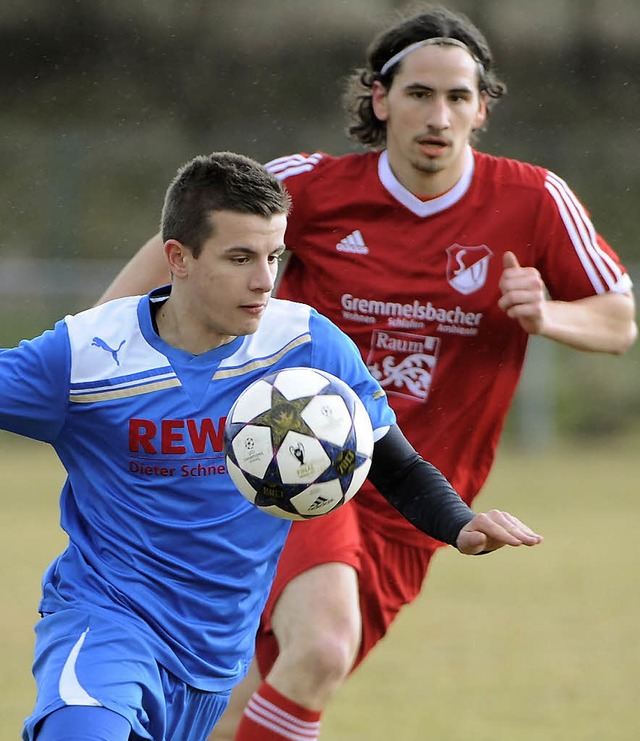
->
<box><xmin>498</xmin><ymin>251</ymin><xmax>637</xmax><ymax>353</ymax></box>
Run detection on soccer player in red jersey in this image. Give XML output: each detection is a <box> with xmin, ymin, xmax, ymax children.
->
<box><xmin>98</xmin><ymin>6</ymin><xmax>637</xmax><ymax>739</ymax></box>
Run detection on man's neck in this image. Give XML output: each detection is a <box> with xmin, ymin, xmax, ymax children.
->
<box><xmin>154</xmin><ymin>297</ymin><xmax>235</xmax><ymax>355</ymax></box>
<box><xmin>384</xmin><ymin>146</ymin><xmax>471</xmax><ymax>198</ymax></box>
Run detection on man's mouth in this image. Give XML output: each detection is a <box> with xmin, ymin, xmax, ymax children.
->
<box><xmin>240</xmin><ymin>303</ymin><xmax>267</xmax><ymax>315</ymax></box>
<box><xmin>417</xmin><ymin>136</ymin><xmax>449</xmax><ymax>149</ymax></box>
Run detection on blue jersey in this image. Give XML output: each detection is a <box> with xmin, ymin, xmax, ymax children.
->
<box><xmin>0</xmin><ymin>287</ymin><xmax>395</xmax><ymax>691</ymax></box>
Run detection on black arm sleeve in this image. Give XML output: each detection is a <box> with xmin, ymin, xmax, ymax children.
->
<box><xmin>367</xmin><ymin>425</ymin><xmax>475</xmax><ymax>547</ymax></box>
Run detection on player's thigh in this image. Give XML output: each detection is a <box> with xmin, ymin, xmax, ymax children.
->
<box><xmin>353</xmin><ymin>528</ymin><xmax>437</xmax><ymax>668</ymax></box>
<box><xmin>209</xmin><ymin>659</ymin><xmax>262</xmax><ymax>741</ymax></box>
<box><xmin>25</xmin><ymin>610</ymin><xmax>154</xmax><ymax>739</ymax></box>
<box><xmin>272</xmin><ymin>561</ymin><xmax>361</xmax><ymax>651</ymax></box>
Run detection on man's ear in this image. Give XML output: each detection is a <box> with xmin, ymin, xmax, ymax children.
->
<box><xmin>164</xmin><ymin>240</ymin><xmax>189</xmax><ymax>279</ymax></box>
<box><xmin>473</xmin><ymin>91</ymin><xmax>489</xmax><ymax>131</ymax></box>
<box><xmin>371</xmin><ymin>80</ymin><xmax>390</xmax><ymax>122</ymax></box>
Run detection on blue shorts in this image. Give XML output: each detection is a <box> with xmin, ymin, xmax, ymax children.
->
<box><xmin>23</xmin><ymin>609</ymin><xmax>230</xmax><ymax>741</ymax></box>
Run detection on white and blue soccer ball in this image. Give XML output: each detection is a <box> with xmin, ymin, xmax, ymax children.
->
<box><xmin>224</xmin><ymin>367</ymin><xmax>374</xmax><ymax>520</ymax></box>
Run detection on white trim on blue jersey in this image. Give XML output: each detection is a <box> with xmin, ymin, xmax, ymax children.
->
<box><xmin>0</xmin><ymin>288</ymin><xmax>395</xmax><ymax>691</ymax></box>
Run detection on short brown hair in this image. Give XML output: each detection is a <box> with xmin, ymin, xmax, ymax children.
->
<box><xmin>161</xmin><ymin>151</ymin><xmax>291</xmax><ymax>257</ymax></box>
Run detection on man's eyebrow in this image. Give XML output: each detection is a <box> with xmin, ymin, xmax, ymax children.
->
<box><xmin>404</xmin><ymin>81</ymin><xmax>474</xmax><ymax>94</ymax></box>
<box><xmin>223</xmin><ymin>245</ymin><xmax>257</xmax><ymax>254</ymax></box>
<box><xmin>223</xmin><ymin>244</ymin><xmax>287</xmax><ymax>254</ymax></box>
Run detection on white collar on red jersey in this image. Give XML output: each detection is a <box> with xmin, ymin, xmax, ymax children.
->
<box><xmin>378</xmin><ymin>145</ymin><xmax>475</xmax><ymax>217</ymax></box>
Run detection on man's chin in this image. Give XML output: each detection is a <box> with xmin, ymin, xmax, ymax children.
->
<box><xmin>414</xmin><ymin>155</ymin><xmax>446</xmax><ymax>174</ymax></box>
<box><xmin>236</xmin><ymin>320</ymin><xmax>261</xmax><ymax>337</ymax></box>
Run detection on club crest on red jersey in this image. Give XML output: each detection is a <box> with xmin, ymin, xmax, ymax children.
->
<box><xmin>446</xmin><ymin>245</ymin><xmax>493</xmax><ymax>295</ymax></box>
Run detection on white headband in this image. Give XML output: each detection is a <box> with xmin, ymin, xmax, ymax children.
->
<box><xmin>379</xmin><ymin>37</ymin><xmax>482</xmax><ymax>77</ymax></box>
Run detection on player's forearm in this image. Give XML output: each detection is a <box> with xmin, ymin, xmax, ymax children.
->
<box><xmin>541</xmin><ymin>292</ymin><xmax>637</xmax><ymax>354</ymax></box>
<box><xmin>367</xmin><ymin>425</ymin><xmax>473</xmax><ymax>546</ymax></box>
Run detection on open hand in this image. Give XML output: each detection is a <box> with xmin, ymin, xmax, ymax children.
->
<box><xmin>456</xmin><ymin>509</ymin><xmax>543</xmax><ymax>555</ymax></box>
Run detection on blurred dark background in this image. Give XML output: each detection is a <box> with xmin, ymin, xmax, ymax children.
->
<box><xmin>1</xmin><ymin>0</ymin><xmax>639</xmax><ymax>443</ymax></box>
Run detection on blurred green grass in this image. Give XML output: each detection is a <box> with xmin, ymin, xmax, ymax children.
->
<box><xmin>1</xmin><ymin>434</ymin><xmax>639</xmax><ymax>740</ymax></box>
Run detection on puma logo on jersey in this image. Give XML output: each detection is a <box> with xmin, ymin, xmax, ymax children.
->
<box><xmin>92</xmin><ymin>336</ymin><xmax>126</xmax><ymax>365</ymax></box>
<box><xmin>446</xmin><ymin>245</ymin><xmax>493</xmax><ymax>295</ymax></box>
<box><xmin>336</xmin><ymin>230</ymin><xmax>369</xmax><ymax>255</ymax></box>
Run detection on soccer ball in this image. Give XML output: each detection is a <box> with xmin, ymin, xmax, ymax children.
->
<box><xmin>224</xmin><ymin>367</ymin><xmax>374</xmax><ymax>520</ymax></box>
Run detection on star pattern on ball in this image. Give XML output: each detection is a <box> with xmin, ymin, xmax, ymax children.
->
<box><xmin>248</xmin><ymin>386</ymin><xmax>316</xmax><ymax>449</ymax></box>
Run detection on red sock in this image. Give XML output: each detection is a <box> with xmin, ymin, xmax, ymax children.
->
<box><xmin>233</xmin><ymin>680</ymin><xmax>322</xmax><ymax>740</ymax></box>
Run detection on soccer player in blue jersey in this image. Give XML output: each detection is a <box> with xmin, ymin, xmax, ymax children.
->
<box><xmin>1</xmin><ymin>151</ymin><xmax>542</xmax><ymax>741</ymax></box>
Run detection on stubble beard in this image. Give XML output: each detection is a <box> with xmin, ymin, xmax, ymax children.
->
<box><xmin>411</xmin><ymin>152</ymin><xmax>446</xmax><ymax>176</ymax></box>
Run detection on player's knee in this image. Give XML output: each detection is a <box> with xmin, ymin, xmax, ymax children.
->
<box><xmin>296</xmin><ymin>630</ymin><xmax>357</xmax><ymax>684</ymax></box>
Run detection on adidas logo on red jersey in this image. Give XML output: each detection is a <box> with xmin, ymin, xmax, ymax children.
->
<box><xmin>336</xmin><ymin>230</ymin><xmax>369</xmax><ymax>255</ymax></box>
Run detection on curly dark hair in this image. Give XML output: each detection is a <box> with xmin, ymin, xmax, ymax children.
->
<box><xmin>343</xmin><ymin>4</ymin><xmax>506</xmax><ymax>149</ymax></box>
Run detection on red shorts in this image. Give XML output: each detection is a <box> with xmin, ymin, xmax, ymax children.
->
<box><xmin>255</xmin><ymin>501</ymin><xmax>439</xmax><ymax>677</ymax></box>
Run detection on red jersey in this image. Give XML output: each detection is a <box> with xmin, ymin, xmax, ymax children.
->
<box><xmin>267</xmin><ymin>148</ymin><xmax>631</xmax><ymax>548</ymax></box>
